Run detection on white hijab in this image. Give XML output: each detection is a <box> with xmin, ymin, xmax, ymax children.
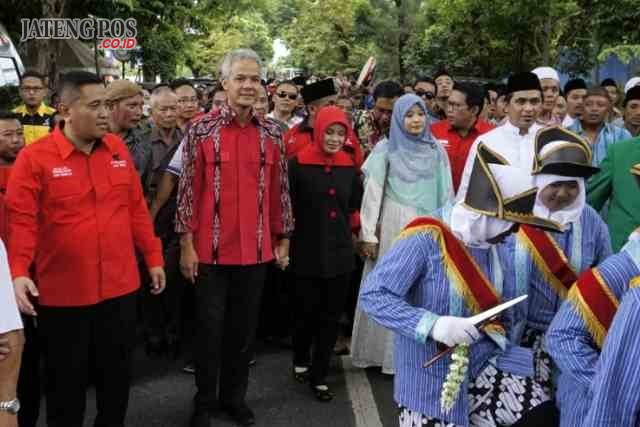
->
<box><xmin>451</xmin><ymin>163</ymin><xmax>533</xmax><ymax>248</ymax></box>
<box><xmin>532</xmin><ymin>140</ymin><xmax>587</xmax><ymax>230</ymax></box>
<box><xmin>532</xmin><ymin>174</ymin><xmax>585</xmax><ymax>231</ymax></box>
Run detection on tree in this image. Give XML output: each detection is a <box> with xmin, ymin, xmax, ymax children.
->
<box><xmin>185</xmin><ymin>10</ymin><xmax>273</xmax><ymax>78</ymax></box>
<box><xmin>281</xmin><ymin>0</ymin><xmax>372</xmax><ymax>76</ymax></box>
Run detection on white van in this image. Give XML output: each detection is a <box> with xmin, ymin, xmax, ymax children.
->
<box><xmin>0</xmin><ymin>23</ymin><xmax>24</xmax><ymax>87</ymax></box>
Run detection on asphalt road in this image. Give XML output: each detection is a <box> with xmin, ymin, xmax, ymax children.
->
<box><xmin>35</xmin><ymin>341</ymin><xmax>398</xmax><ymax>427</ymax></box>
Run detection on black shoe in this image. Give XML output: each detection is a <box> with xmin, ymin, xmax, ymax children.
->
<box><xmin>222</xmin><ymin>403</ymin><xmax>255</xmax><ymax>426</ymax></box>
<box><xmin>190</xmin><ymin>409</ymin><xmax>211</xmax><ymax>427</ymax></box>
<box><xmin>310</xmin><ymin>384</ymin><xmax>334</xmax><ymax>402</ymax></box>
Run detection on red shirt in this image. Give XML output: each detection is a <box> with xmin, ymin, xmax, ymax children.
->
<box><xmin>175</xmin><ymin>107</ymin><xmax>294</xmax><ymax>266</ymax></box>
<box><xmin>284</xmin><ymin>123</ymin><xmax>364</xmax><ymax>168</ymax></box>
<box><xmin>431</xmin><ymin>119</ymin><xmax>494</xmax><ymax>192</ymax></box>
<box><xmin>7</xmin><ymin>125</ymin><xmax>163</xmax><ymax>307</ymax></box>
<box><xmin>0</xmin><ymin>167</ymin><xmax>11</xmax><ymax>243</ymax></box>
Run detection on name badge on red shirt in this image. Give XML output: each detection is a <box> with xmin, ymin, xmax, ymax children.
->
<box><xmin>52</xmin><ymin>166</ymin><xmax>73</xmax><ymax>178</ymax></box>
<box><xmin>110</xmin><ymin>159</ymin><xmax>127</xmax><ymax>168</ymax></box>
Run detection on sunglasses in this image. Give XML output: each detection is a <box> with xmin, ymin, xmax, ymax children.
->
<box><xmin>415</xmin><ymin>91</ymin><xmax>435</xmax><ymax>100</ymax></box>
<box><xmin>277</xmin><ymin>92</ymin><xmax>298</xmax><ymax>101</ymax></box>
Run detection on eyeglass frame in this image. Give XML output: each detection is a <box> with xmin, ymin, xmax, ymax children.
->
<box><xmin>415</xmin><ymin>90</ymin><xmax>435</xmax><ymax>100</ymax></box>
<box><xmin>276</xmin><ymin>92</ymin><xmax>298</xmax><ymax>101</ymax></box>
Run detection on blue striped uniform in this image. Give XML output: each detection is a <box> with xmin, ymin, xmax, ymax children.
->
<box><xmin>583</xmin><ymin>287</ymin><xmax>640</xmax><ymax>426</ymax></box>
<box><xmin>360</xmin><ymin>214</ymin><xmax>532</xmax><ymax>427</ymax></box>
<box><xmin>567</xmin><ymin>120</ymin><xmax>632</xmax><ymax>166</ymax></box>
<box><xmin>545</xmin><ymin>237</ymin><xmax>640</xmax><ymax>427</ymax></box>
<box><xmin>502</xmin><ymin>205</ymin><xmax>612</xmax><ymax>342</ymax></box>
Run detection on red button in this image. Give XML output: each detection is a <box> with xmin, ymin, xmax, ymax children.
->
<box><xmin>324</xmin><ymin>166</ymin><xmax>332</xmax><ymax>173</ymax></box>
<box><xmin>328</xmin><ymin>188</ymin><xmax>336</xmax><ymax>196</ymax></box>
<box><xmin>329</xmin><ymin>210</ymin><xmax>337</xmax><ymax>219</ymax></box>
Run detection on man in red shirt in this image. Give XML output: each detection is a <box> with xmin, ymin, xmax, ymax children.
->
<box><xmin>176</xmin><ymin>49</ymin><xmax>294</xmax><ymax>427</ymax></box>
<box><xmin>0</xmin><ymin>112</ymin><xmax>24</xmax><ymax>242</ymax></box>
<box><xmin>431</xmin><ymin>82</ymin><xmax>494</xmax><ymax>192</ymax></box>
<box><xmin>7</xmin><ymin>71</ymin><xmax>165</xmax><ymax>427</ymax></box>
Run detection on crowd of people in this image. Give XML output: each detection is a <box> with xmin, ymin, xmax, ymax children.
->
<box><xmin>1</xmin><ymin>46</ymin><xmax>640</xmax><ymax>427</ymax></box>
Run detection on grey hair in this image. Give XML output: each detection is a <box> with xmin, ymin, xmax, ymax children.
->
<box><xmin>219</xmin><ymin>48</ymin><xmax>262</xmax><ymax>80</ymax></box>
<box><xmin>149</xmin><ymin>89</ymin><xmax>177</xmax><ymax>109</ymax></box>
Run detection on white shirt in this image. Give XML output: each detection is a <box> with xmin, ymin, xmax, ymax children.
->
<box><xmin>166</xmin><ymin>140</ymin><xmax>184</xmax><ymax>176</ymax></box>
<box><xmin>456</xmin><ymin>120</ymin><xmax>543</xmax><ymax>201</ymax></box>
<box><xmin>562</xmin><ymin>114</ymin><xmax>576</xmax><ymax>129</ymax></box>
<box><xmin>0</xmin><ymin>239</ymin><xmax>22</xmax><ymax>334</ymax></box>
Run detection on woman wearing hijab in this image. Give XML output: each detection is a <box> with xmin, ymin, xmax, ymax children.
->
<box><xmin>502</xmin><ymin>127</ymin><xmax>612</xmax><ymax>400</ymax></box>
<box><xmin>288</xmin><ymin>106</ymin><xmax>362</xmax><ymax>402</ymax></box>
<box><xmin>361</xmin><ymin>144</ymin><xmax>561</xmax><ymax>426</ymax></box>
<box><xmin>351</xmin><ymin>94</ymin><xmax>454</xmax><ymax>374</ymax></box>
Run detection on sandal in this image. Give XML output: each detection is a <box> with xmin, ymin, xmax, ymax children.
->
<box><xmin>293</xmin><ymin>366</ymin><xmax>310</xmax><ymax>383</ymax></box>
<box><xmin>311</xmin><ymin>384</ymin><xmax>334</xmax><ymax>402</ymax></box>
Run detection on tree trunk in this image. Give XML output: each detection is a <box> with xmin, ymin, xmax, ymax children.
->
<box><xmin>395</xmin><ymin>0</ymin><xmax>407</xmax><ymax>81</ymax></box>
<box><xmin>39</xmin><ymin>0</ymin><xmax>66</xmax><ymax>90</ymax></box>
<box><xmin>542</xmin><ymin>0</ymin><xmax>552</xmax><ymax>65</ymax></box>
<box><xmin>143</xmin><ymin>65</ymin><xmax>156</xmax><ymax>83</ymax></box>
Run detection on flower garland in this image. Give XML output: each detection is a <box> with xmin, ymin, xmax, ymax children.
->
<box><xmin>440</xmin><ymin>344</ymin><xmax>470</xmax><ymax>413</ymax></box>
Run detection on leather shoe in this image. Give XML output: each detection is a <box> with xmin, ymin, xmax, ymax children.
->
<box><xmin>190</xmin><ymin>409</ymin><xmax>210</xmax><ymax>427</ymax></box>
<box><xmin>222</xmin><ymin>403</ymin><xmax>255</xmax><ymax>426</ymax></box>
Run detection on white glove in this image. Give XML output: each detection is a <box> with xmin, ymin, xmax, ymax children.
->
<box><xmin>430</xmin><ymin>316</ymin><xmax>481</xmax><ymax>347</ymax></box>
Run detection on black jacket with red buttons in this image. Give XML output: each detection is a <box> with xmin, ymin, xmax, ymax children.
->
<box><xmin>288</xmin><ymin>107</ymin><xmax>362</xmax><ymax>279</ymax></box>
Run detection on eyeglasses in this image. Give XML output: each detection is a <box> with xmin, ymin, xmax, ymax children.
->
<box><xmin>277</xmin><ymin>92</ymin><xmax>298</xmax><ymax>101</ymax></box>
<box><xmin>21</xmin><ymin>86</ymin><xmax>44</xmax><ymax>93</ymax></box>
<box><xmin>415</xmin><ymin>91</ymin><xmax>435</xmax><ymax>100</ymax></box>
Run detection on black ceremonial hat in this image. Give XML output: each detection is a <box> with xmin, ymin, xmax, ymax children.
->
<box><xmin>464</xmin><ymin>143</ymin><xmax>561</xmax><ymax>232</ymax></box>
<box><xmin>531</xmin><ymin>126</ymin><xmax>600</xmax><ymax>178</ymax></box>
<box><xmin>300</xmin><ymin>79</ymin><xmax>337</xmax><ymax>104</ymax></box>
<box><xmin>506</xmin><ymin>72</ymin><xmax>542</xmax><ymax>95</ymax></box>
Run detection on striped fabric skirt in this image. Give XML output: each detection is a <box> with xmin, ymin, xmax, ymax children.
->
<box><xmin>398</xmin><ymin>363</ymin><xmax>551</xmax><ymax>427</ymax></box>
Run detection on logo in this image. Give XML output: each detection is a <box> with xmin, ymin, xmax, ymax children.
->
<box><xmin>52</xmin><ymin>166</ymin><xmax>73</xmax><ymax>178</ymax></box>
<box><xmin>20</xmin><ymin>18</ymin><xmax>137</xmax><ymax>50</ymax></box>
<box><xmin>111</xmin><ymin>159</ymin><xmax>127</xmax><ymax>168</ymax></box>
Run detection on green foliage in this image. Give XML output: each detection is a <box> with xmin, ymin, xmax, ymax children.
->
<box><xmin>0</xmin><ymin>85</ymin><xmax>20</xmax><ymax>111</ymax></box>
<box><xmin>2</xmin><ymin>0</ymin><xmax>638</xmax><ymax>82</ymax></box>
<box><xmin>186</xmin><ymin>10</ymin><xmax>273</xmax><ymax>78</ymax></box>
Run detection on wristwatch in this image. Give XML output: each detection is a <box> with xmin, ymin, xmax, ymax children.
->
<box><xmin>0</xmin><ymin>398</ymin><xmax>20</xmax><ymax>414</ymax></box>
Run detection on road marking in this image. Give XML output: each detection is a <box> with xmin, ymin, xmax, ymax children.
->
<box><xmin>341</xmin><ymin>355</ymin><xmax>384</xmax><ymax>427</ymax></box>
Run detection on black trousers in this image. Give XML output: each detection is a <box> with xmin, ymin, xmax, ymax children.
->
<box><xmin>38</xmin><ymin>292</ymin><xmax>137</xmax><ymax>427</ymax></box>
<box><xmin>194</xmin><ymin>263</ymin><xmax>267</xmax><ymax>410</ymax></box>
<box><xmin>143</xmin><ymin>241</ymin><xmax>185</xmax><ymax>343</ymax></box>
<box><xmin>17</xmin><ymin>315</ymin><xmax>41</xmax><ymax>427</ymax></box>
<box><xmin>257</xmin><ymin>264</ymin><xmax>293</xmax><ymax>340</ymax></box>
<box><xmin>292</xmin><ymin>274</ymin><xmax>351</xmax><ymax>385</ymax></box>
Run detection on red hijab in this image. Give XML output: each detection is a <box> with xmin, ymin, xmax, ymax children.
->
<box><xmin>297</xmin><ymin>106</ymin><xmax>355</xmax><ymax>167</ymax></box>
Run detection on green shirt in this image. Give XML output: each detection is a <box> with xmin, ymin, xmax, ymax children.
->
<box><xmin>587</xmin><ymin>136</ymin><xmax>640</xmax><ymax>251</ymax></box>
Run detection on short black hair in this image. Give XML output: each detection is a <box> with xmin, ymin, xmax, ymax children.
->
<box><xmin>373</xmin><ymin>80</ymin><xmax>403</xmax><ymax>101</ymax></box>
<box><xmin>0</xmin><ymin>111</ymin><xmax>20</xmax><ymax>121</ymax></box>
<box><xmin>484</xmin><ymin>82</ymin><xmax>498</xmax><ymax>94</ymax></box>
<box><xmin>413</xmin><ymin>76</ymin><xmax>437</xmax><ymax>93</ymax></box>
<box><xmin>57</xmin><ymin>71</ymin><xmax>103</xmax><ymax>103</ymax></box>
<box><xmin>452</xmin><ymin>82</ymin><xmax>485</xmax><ymax>117</ymax></box>
<box><xmin>169</xmin><ymin>78</ymin><xmax>194</xmax><ymax>91</ymax></box>
<box><xmin>21</xmin><ymin>70</ymin><xmax>46</xmax><ymax>85</ymax></box>
<box><xmin>600</xmin><ymin>78</ymin><xmax>617</xmax><ymax>88</ymax></box>
<box><xmin>434</xmin><ymin>69</ymin><xmax>451</xmax><ymax>81</ymax></box>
